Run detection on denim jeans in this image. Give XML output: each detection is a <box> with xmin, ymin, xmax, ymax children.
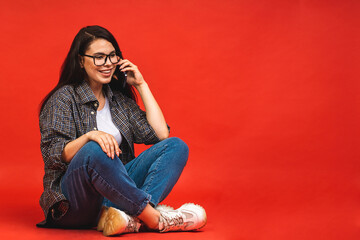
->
<box><xmin>52</xmin><ymin>137</ymin><xmax>188</xmax><ymax>228</ymax></box>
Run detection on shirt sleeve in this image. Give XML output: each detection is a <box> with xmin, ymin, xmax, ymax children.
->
<box><xmin>125</xmin><ymin>97</ymin><xmax>170</xmax><ymax>145</ymax></box>
<box><xmin>39</xmin><ymin>92</ymin><xmax>76</xmax><ymax>170</ymax></box>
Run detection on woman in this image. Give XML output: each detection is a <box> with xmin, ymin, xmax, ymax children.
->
<box><xmin>38</xmin><ymin>25</ymin><xmax>206</xmax><ymax>236</ymax></box>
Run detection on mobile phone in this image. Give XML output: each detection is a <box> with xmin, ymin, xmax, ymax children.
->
<box><xmin>122</xmin><ymin>71</ymin><xmax>127</xmax><ymax>88</ymax></box>
<box><xmin>115</xmin><ymin>65</ymin><xmax>127</xmax><ymax>88</ymax></box>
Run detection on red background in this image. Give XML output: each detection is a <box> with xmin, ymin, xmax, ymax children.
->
<box><xmin>0</xmin><ymin>0</ymin><xmax>359</xmax><ymax>239</ymax></box>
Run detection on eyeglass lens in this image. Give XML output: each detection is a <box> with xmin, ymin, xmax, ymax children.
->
<box><xmin>94</xmin><ymin>53</ymin><xmax>120</xmax><ymax>66</ymax></box>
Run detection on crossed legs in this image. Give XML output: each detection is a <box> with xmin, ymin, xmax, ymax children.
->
<box><xmin>51</xmin><ymin>137</ymin><xmax>188</xmax><ymax>229</ymax></box>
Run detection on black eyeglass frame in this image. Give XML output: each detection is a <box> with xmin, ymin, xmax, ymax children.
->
<box><xmin>82</xmin><ymin>52</ymin><xmax>121</xmax><ymax>66</ymax></box>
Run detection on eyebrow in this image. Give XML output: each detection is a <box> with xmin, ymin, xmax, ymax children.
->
<box><xmin>92</xmin><ymin>50</ymin><xmax>116</xmax><ymax>55</ymax></box>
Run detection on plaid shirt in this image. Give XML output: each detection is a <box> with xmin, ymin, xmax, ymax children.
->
<box><xmin>38</xmin><ymin>80</ymin><xmax>163</xmax><ymax>224</ymax></box>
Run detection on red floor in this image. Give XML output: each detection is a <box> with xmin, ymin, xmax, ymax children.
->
<box><xmin>1</xmin><ymin>151</ymin><xmax>359</xmax><ymax>240</ymax></box>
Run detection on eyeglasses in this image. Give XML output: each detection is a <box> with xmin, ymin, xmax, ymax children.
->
<box><xmin>82</xmin><ymin>52</ymin><xmax>121</xmax><ymax>66</ymax></box>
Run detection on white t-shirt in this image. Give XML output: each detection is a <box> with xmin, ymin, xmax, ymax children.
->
<box><xmin>96</xmin><ymin>97</ymin><xmax>122</xmax><ymax>145</ymax></box>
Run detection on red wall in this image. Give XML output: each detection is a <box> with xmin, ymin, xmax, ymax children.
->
<box><xmin>0</xmin><ymin>1</ymin><xmax>359</xmax><ymax>239</ymax></box>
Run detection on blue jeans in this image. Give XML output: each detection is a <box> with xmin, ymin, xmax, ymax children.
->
<box><xmin>53</xmin><ymin>137</ymin><xmax>188</xmax><ymax>228</ymax></box>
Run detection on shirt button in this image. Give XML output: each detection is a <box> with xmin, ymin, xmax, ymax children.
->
<box><xmin>91</xmin><ymin>111</ymin><xmax>95</xmax><ymax>115</ymax></box>
<box><xmin>93</xmin><ymin>127</ymin><xmax>97</xmax><ymax>131</ymax></box>
<box><xmin>94</xmin><ymin>103</ymin><xmax>98</xmax><ymax>107</ymax></box>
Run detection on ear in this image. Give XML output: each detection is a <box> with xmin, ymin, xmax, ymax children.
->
<box><xmin>78</xmin><ymin>55</ymin><xmax>84</xmax><ymax>68</ymax></box>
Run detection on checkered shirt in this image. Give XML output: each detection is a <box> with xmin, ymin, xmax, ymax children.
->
<box><xmin>38</xmin><ymin>80</ymin><xmax>163</xmax><ymax>224</ymax></box>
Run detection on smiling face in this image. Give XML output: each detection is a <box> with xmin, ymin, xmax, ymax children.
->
<box><xmin>81</xmin><ymin>38</ymin><xmax>117</xmax><ymax>88</ymax></box>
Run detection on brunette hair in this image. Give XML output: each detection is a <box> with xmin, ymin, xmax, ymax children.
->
<box><xmin>39</xmin><ymin>25</ymin><xmax>136</xmax><ymax>114</ymax></box>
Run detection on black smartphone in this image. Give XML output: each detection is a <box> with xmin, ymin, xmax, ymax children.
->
<box><xmin>115</xmin><ymin>64</ymin><xmax>127</xmax><ymax>88</ymax></box>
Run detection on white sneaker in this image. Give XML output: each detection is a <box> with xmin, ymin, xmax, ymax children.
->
<box><xmin>158</xmin><ymin>203</ymin><xmax>207</xmax><ymax>232</ymax></box>
<box><xmin>156</xmin><ymin>204</ymin><xmax>174</xmax><ymax>212</ymax></box>
<box><xmin>103</xmin><ymin>207</ymin><xmax>141</xmax><ymax>236</ymax></box>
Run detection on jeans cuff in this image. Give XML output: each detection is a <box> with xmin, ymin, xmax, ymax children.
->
<box><xmin>133</xmin><ymin>193</ymin><xmax>151</xmax><ymax>216</ymax></box>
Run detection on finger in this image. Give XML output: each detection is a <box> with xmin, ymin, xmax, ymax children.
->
<box><xmin>118</xmin><ymin>59</ymin><xmax>129</xmax><ymax>67</ymax></box>
<box><xmin>96</xmin><ymin>137</ymin><xmax>108</xmax><ymax>155</ymax></box>
<box><xmin>111</xmin><ymin>137</ymin><xmax>121</xmax><ymax>157</ymax></box>
<box><xmin>119</xmin><ymin>62</ymin><xmax>132</xmax><ymax>70</ymax></box>
<box><xmin>119</xmin><ymin>61</ymin><xmax>136</xmax><ymax>70</ymax></box>
<box><xmin>100</xmin><ymin>135</ymin><xmax>111</xmax><ymax>158</ymax></box>
<box><xmin>105</xmin><ymin>135</ymin><xmax>115</xmax><ymax>159</ymax></box>
<box><xmin>120</xmin><ymin>66</ymin><xmax>136</xmax><ymax>73</ymax></box>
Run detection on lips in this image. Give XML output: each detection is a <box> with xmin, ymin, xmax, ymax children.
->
<box><xmin>99</xmin><ymin>69</ymin><xmax>112</xmax><ymax>73</ymax></box>
<box><xmin>98</xmin><ymin>68</ymin><xmax>113</xmax><ymax>77</ymax></box>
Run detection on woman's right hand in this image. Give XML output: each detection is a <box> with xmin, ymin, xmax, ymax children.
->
<box><xmin>86</xmin><ymin>130</ymin><xmax>121</xmax><ymax>159</ymax></box>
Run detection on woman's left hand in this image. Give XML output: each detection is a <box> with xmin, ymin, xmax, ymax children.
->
<box><xmin>118</xmin><ymin>59</ymin><xmax>169</xmax><ymax>140</ymax></box>
<box><xmin>118</xmin><ymin>59</ymin><xmax>145</xmax><ymax>87</ymax></box>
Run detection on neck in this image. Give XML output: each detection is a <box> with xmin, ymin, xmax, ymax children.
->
<box><xmin>88</xmin><ymin>81</ymin><xmax>104</xmax><ymax>101</ymax></box>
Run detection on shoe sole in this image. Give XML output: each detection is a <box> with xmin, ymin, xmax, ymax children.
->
<box><xmin>103</xmin><ymin>207</ymin><xmax>127</xmax><ymax>237</ymax></box>
<box><xmin>198</xmin><ymin>205</ymin><xmax>207</xmax><ymax>230</ymax></box>
<box><xmin>180</xmin><ymin>203</ymin><xmax>207</xmax><ymax>231</ymax></box>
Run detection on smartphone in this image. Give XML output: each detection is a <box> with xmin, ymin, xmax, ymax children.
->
<box><xmin>115</xmin><ymin>64</ymin><xmax>127</xmax><ymax>88</ymax></box>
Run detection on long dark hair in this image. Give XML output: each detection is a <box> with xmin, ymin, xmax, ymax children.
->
<box><xmin>39</xmin><ymin>25</ymin><xmax>136</xmax><ymax>114</ymax></box>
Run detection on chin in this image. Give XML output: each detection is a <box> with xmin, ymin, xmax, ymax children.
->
<box><xmin>98</xmin><ymin>75</ymin><xmax>113</xmax><ymax>84</ymax></box>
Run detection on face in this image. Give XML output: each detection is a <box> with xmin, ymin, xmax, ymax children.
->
<box><xmin>81</xmin><ymin>39</ymin><xmax>117</xmax><ymax>87</ymax></box>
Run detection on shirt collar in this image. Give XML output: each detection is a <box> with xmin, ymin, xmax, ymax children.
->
<box><xmin>75</xmin><ymin>80</ymin><xmax>115</xmax><ymax>105</ymax></box>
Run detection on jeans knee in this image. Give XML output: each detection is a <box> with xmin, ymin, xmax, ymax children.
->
<box><xmin>79</xmin><ymin>141</ymin><xmax>110</xmax><ymax>165</ymax></box>
<box><xmin>165</xmin><ymin>137</ymin><xmax>189</xmax><ymax>166</ymax></box>
<box><xmin>77</xmin><ymin>141</ymin><xmax>128</xmax><ymax>178</ymax></box>
<box><xmin>81</xmin><ymin>141</ymin><xmax>103</xmax><ymax>156</ymax></box>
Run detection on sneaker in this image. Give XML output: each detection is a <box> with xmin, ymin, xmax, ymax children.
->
<box><xmin>158</xmin><ymin>203</ymin><xmax>207</xmax><ymax>232</ymax></box>
<box><xmin>103</xmin><ymin>207</ymin><xmax>141</xmax><ymax>236</ymax></box>
<box><xmin>156</xmin><ymin>204</ymin><xmax>174</xmax><ymax>212</ymax></box>
<box><xmin>97</xmin><ymin>206</ymin><xmax>109</xmax><ymax>231</ymax></box>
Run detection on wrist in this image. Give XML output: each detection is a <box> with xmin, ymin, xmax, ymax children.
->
<box><xmin>85</xmin><ymin>131</ymin><xmax>92</xmax><ymax>141</ymax></box>
<box><xmin>135</xmin><ymin>81</ymin><xmax>148</xmax><ymax>92</ymax></box>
